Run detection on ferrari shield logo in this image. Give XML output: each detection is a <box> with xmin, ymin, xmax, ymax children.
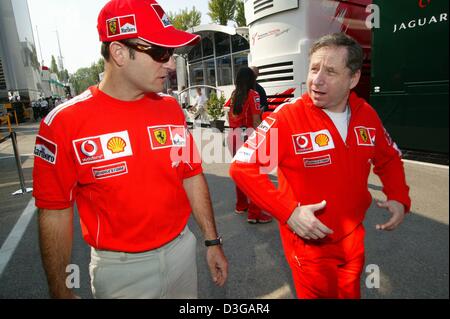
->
<box><xmin>154</xmin><ymin>129</ymin><xmax>167</xmax><ymax>145</ymax></box>
<box><xmin>358</xmin><ymin>128</ymin><xmax>369</xmax><ymax>143</ymax></box>
<box><xmin>354</xmin><ymin>126</ymin><xmax>376</xmax><ymax>146</ymax></box>
<box><xmin>108</xmin><ymin>19</ymin><xmax>118</xmax><ymax>36</ymax></box>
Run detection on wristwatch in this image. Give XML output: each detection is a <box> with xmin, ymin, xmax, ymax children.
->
<box><xmin>205</xmin><ymin>236</ymin><xmax>223</xmax><ymax>247</ymax></box>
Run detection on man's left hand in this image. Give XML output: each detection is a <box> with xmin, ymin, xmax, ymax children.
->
<box><xmin>206</xmin><ymin>246</ymin><xmax>228</xmax><ymax>287</ymax></box>
<box><xmin>375</xmin><ymin>200</ymin><xmax>406</xmax><ymax>231</ymax></box>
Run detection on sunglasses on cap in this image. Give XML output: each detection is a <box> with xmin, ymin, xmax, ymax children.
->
<box><xmin>120</xmin><ymin>41</ymin><xmax>174</xmax><ymax>63</ymax></box>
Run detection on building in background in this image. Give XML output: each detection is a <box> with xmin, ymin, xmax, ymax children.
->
<box><xmin>175</xmin><ymin>24</ymin><xmax>250</xmax><ymax>102</ymax></box>
<box><xmin>0</xmin><ymin>0</ymin><xmax>42</xmax><ymax>102</ymax></box>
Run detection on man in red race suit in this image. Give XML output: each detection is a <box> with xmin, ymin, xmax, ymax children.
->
<box><xmin>230</xmin><ymin>33</ymin><xmax>411</xmax><ymax>299</ymax></box>
<box><xmin>33</xmin><ymin>0</ymin><xmax>227</xmax><ymax>299</ymax></box>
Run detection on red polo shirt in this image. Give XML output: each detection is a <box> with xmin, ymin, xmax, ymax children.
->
<box><xmin>33</xmin><ymin>86</ymin><xmax>202</xmax><ymax>252</ymax></box>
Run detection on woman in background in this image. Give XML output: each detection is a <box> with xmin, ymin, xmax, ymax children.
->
<box><xmin>225</xmin><ymin>67</ymin><xmax>272</xmax><ymax>224</ymax></box>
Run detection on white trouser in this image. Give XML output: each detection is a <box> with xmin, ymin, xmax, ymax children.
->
<box><xmin>89</xmin><ymin>226</ymin><xmax>197</xmax><ymax>299</ymax></box>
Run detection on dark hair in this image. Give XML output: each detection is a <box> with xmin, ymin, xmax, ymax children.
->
<box><xmin>231</xmin><ymin>67</ymin><xmax>256</xmax><ymax>115</ymax></box>
<box><xmin>309</xmin><ymin>33</ymin><xmax>363</xmax><ymax>75</ymax></box>
<box><xmin>101</xmin><ymin>39</ymin><xmax>137</xmax><ymax>61</ymax></box>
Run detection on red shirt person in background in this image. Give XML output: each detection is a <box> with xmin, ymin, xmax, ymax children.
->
<box><xmin>225</xmin><ymin>67</ymin><xmax>272</xmax><ymax>224</ymax></box>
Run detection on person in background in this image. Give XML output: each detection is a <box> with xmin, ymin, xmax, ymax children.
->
<box><xmin>192</xmin><ymin>87</ymin><xmax>208</xmax><ymax>125</ymax></box>
<box><xmin>230</xmin><ymin>33</ymin><xmax>410</xmax><ymax>298</ymax></box>
<box><xmin>225</xmin><ymin>67</ymin><xmax>272</xmax><ymax>224</ymax></box>
<box><xmin>251</xmin><ymin>66</ymin><xmax>268</xmax><ymax>113</ymax></box>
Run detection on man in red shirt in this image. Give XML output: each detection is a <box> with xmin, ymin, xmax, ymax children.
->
<box><xmin>33</xmin><ymin>0</ymin><xmax>227</xmax><ymax>299</ymax></box>
<box><xmin>230</xmin><ymin>33</ymin><xmax>411</xmax><ymax>298</ymax></box>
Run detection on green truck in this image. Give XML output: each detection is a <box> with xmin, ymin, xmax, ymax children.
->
<box><xmin>370</xmin><ymin>0</ymin><xmax>449</xmax><ymax>155</ymax></box>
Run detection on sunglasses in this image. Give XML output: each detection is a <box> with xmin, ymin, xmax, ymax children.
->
<box><xmin>121</xmin><ymin>41</ymin><xmax>174</xmax><ymax>63</ymax></box>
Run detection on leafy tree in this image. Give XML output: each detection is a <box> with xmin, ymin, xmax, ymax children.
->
<box><xmin>59</xmin><ymin>69</ymin><xmax>69</xmax><ymax>83</ymax></box>
<box><xmin>234</xmin><ymin>1</ymin><xmax>246</xmax><ymax>27</ymax></box>
<box><xmin>50</xmin><ymin>55</ymin><xmax>59</xmax><ymax>75</ymax></box>
<box><xmin>169</xmin><ymin>7</ymin><xmax>202</xmax><ymax>31</ymax></box>
<box><xmin>208</xmin><ymin>0</ymin><xmax>236</xmax><ymax>26</ymax></box>
<box><xmin>69</xmin><ymin>58</ymin><xmax>105</xmax><ymax>94</ymax></box>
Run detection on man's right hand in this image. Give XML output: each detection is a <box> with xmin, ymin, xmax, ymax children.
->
<box><xmin>287</xmin><ymin>201</ymin><xmax>333</xmax><ymax>240</ymax></box>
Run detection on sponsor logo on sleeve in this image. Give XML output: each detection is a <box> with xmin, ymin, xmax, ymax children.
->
<box><xmin>355</xmin><ymin>127</ymin><xmax>376</xmax><ymax>146</ymax></box>
<box><xmin>257</xmin><ymin>117</ymin><xmax>276</xmax><ymax>133</ymax></box>
<box><xmin>233</xmin><ymin>147</ymin><xmax>255</xmax><ymax>163</ymax></box>
<box><xmin>106</xmin><ymin>15</ymin><xmax>137</xmax><ymax>38</ymax></box>
<box><xmin>383</xmin><ymin>127</ymin><xmax>402</xmax><ymax>156</ymax></box>
<box><xmin>303</xmin><ymin>154</ymin><xmax>332</xmax><ymax>168</ymax></box>
<box><xmin>247</xmin><ymin>131</ymin><xmax>266</xmax><ymax>149</ymax></box>
<box><xmin>34</xmin><ymin>135</ymin><xmax>57</xmax><ymax>164</ymax></box>
<box><xmin>73</xmin><ymin>131</ymin><xmax>133</xmax><ymax>165</ymax></box>
<box><xmin>148</xmin><ymin>125</ymin><xmax>186</xmax><ymax>150</ymax></box>
<box><xmin>292</xmin><ymin>130</ymin><xmax>335</xmax><ymax>154</ymax></box>
<box><xmin>254</xmin><ymin>96</ymin><xmax>261</xmax><ymax>109</ymax></box>
<box><xmin>92</xmin><ymin>161</ymin><xmax>128</xmax><ymax>180</ymax></box>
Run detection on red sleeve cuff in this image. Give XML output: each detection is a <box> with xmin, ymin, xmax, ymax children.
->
<box><xmin>183</xmin><ymin>165</ymin><xmax>203</xmax><ymax>179</ymax></box>
<box><xmin>34</xmin><ymin>197</ymin><xmax>73</xmax><ymax>210</ymax></box>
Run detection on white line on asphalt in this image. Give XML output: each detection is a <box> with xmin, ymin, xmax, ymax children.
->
<box><xmin>0</xmin><ymin>154</ymin><xmax>35</xmax><ymax>160</ymax></box>
<box><xmin>403</xmin><ymin>159</ymin><xmax>449</xmax><ymax>170</ymax></box>
<box><xmin>0</xmin><ymin>198</ymin><xmax>36</xmax><ymax>278</ymax></box>
<box><xmin>258</xmin><ymin>283</ymin><xmax>293</xmax><ymax>299</ymax></box>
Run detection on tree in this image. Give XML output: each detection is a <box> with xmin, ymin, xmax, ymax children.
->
<box><xmin>50</xmin><ymin>55</ymin><xmax>59</xmax><ymax>75</ymax></box>
<box><xmin>169</xmin><ymin>7</ymin><xmax>202</xmax><ymax>31</ymax></box>
<box><xmin>234</xmin><ymin>1</ymin><xmax>246</xmax><ymax>27</ymax></box>
<box><xmin>69</xmin><ymin>58</ymin><xmax>105</xmax><ymax>94</ymax></box>
<box><xmin>208</xmin><ymin>0</ymin><xmax>236</xmax><ymax>26</ymax></box>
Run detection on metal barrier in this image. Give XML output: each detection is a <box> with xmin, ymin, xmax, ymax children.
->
<box><xmin>9</xmin><ymin>131</ymin><xmax>33</xmax><ymax>196</ymax></box>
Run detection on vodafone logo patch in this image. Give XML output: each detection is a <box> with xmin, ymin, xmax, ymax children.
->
<box><xmin>73</xmin><ymin>131</ymin><xmax>133</xmax><ymax>165</ymax></box>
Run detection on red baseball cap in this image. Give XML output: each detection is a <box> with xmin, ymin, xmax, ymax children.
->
<box><xmin>97</xmin><ymin>0</ymin><xmax>201</xmax><ymax>47</ymax></box>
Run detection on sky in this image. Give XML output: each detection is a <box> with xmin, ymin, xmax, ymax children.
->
<box><xmin>26</xmin><ymin>0</ymin><xmax>211</xmax><ymax>74</ymax></box>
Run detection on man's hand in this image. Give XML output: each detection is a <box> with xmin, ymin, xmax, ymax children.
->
<box><xmin>206</xmin><ymin>246</ymin><xmax>228</xmax><ymax>287</ymax></box>
<box><xmin>375</xmin><ymin>200</ymin><xmax>405</xmax><ymax>231</ymax></box>
<box><xmin>287</xmin><ymin>200</ymin><xmax>333</xmax><ymax>240</ymax></box>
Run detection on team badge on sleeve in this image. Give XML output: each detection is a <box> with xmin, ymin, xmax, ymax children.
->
<box><xmin>257</xmin><ymin>117</ymin><xmax>276</xmax><ymax>133</ymax></box>
<box><xmin>233</xmin><ymin>147</ymin><xmax>255</xmax><ymax>163</ymax></box>
<box><xmin>247</xmin><ymin>131</ymin><xmax>266</xmax><ymax>149</ymax></box>
<box><xmin>34</xmin><ymin>135</ymin><xmax>57</xmax><ymax>164</ymax></box>
<box><xmin>383</xmin><ymin>127</ymin><xmax>402</xmax><ymax>156</ymax></box>
<box><xmin>73</xmin><ymin>131</ymin><xmax>133</xmax><ymax>165</ymax></box>
<box><xmin>354</xmin><ymin>127</ymin><xmax>376</xmax><ymax>146</ymax></box>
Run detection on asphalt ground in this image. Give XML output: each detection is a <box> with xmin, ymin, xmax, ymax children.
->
<box><xmin>0</xmin><ymin>121</ymin><xmax>448</xmax><ymax>299</ymax></box>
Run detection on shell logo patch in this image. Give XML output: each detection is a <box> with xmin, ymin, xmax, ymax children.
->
<box><xmin>354</xmin><ymin>127</ymin><xmax>376</xmax><ymax>146</ymax></box>
<box><xmin>73</xmin><ymin>131</ymin><xmax>133</xmax><ymax>165</ymax></box>
<box><xmin>107</xmin><ymin>137</ymin><xmax>127</xmax><ymax>154</ymax></box>
<box><xmin>315</xmin><ymin>134</ymin><xmax>330</xmax><ymax>147</ymax></box>
<box><xmin>148</xmin><ymin>125</ymin><xmax>186</xmax><ymax>150</ymax></box>
<box><xmin>292</xmin><ymin>130</ymin><xmax>335</xmax><ymax>155</ymax></box>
